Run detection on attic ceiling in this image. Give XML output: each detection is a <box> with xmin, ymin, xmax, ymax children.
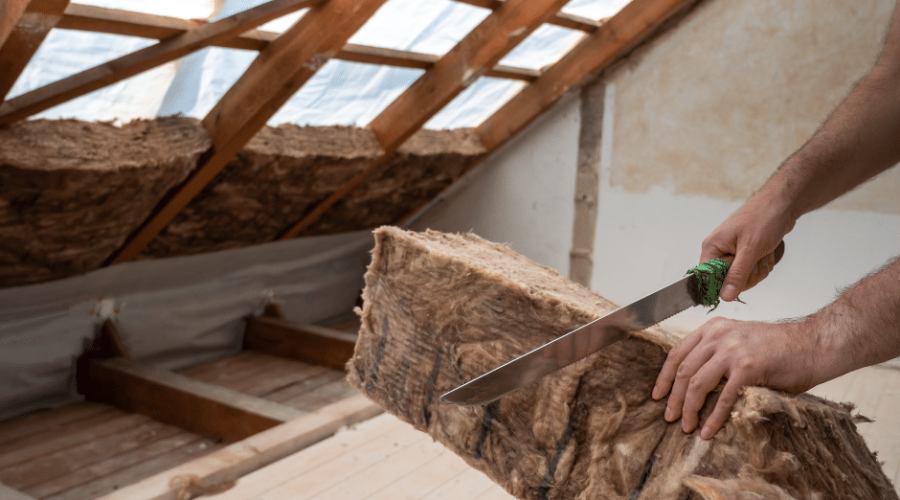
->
<box><xmin>0</xmin><ymin>0</ymin><xmax>698</xmax><ymax>288</ymax></box>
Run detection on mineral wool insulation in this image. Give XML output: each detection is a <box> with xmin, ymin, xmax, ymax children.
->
<box><xmin>349</xmin><ymin>227</ymin><xmax>898</xmax><ymax>500</ymax></box>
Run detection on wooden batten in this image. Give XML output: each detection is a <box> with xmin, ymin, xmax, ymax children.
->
<box><xmin>103</xmin><ymin>0</ymin><xmax>388</xmax><ymax>266</ymax></box>
<box><xmin>278</xmin><ymin>0</ymin><xmax>569</xmax><ymax>240</ymax></box>
<box><xmin>244</xmin><ymin>316</ymin><xmax>357</xmax><ymax>371</ymax></box>
<box><xmin>85</xmin><ymin>358</ymin><xmax>304</xmax><ymax>443</ymax></box>
<box><xmin>0</xmin><ymin>0</ymin><xmax>318</xmax><ymax>124</ymax></box>
<box><xmin>0</xmin><ymin>0</ymin><xmax>69</xmax><ymax>101</ymax></box>
<box><xmin>95</xmin><ymin>394</ymin><xmax>382</xmax><ymax>500</ymax></box>
<box><xmin>0</xmin><ymin>481</ymin><xmax>36</xmax><ymax>500</ymax></box>
<box><xmin>451</xmin><ymin>0</ymin><xmax>601</xmax><ymax>32</ymax></box>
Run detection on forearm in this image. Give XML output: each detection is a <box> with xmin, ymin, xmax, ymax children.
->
<box><xmin>807</xmin><ymin>255</ymin><xmax>900</xmax><ymax>386</ymax></box>
<box><xmin>760</xmin><ymin>4</ymin><xmax>900</xmax><ymax>221</ymax></box>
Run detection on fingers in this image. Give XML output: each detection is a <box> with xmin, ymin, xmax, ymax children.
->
<box><xmin>699</xmin><ymin>376</ymin><xmax>744</xmax><ymax>440</ymax></box>
<box><xmin>653</xmin><ymin>332</ymin><xmax>704</xmax><ymax>400</ymax></box>
<box><xmin>720</xmin><ymin>250</ymin><xmax>758</xmax><ymax>301</ymax></box>
<box><xmin>661</xmin><ymin>342</ymin><xmax>715</xmax><ymax>424</ymax></box>
<box><xmin>679</xmin><ymin>359</ymin><xmax>728</xmax><ymax>434</ymax></box>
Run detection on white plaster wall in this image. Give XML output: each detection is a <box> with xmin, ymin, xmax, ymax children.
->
<box><xmin>410</xmin><ymin>94</ymin><xmax>581</xmax><ymax>277</ymax></box>
<box><xmin>589</xmin><ymin>0</ymin><xmax>900</xmax><ymax>338</ymax></box>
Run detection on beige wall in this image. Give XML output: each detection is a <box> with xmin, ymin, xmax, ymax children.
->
<box><xmin>609</xmin><ymin>0</ymin><xmax>900</xmax><ymax>214</ymax></box>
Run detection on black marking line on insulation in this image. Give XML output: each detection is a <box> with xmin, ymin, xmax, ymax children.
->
<box><xmin>423</xmin><ymin>346</ymin><xmax>444</xmax><ymax>426</ymax></box>
<box><xmin>366</xmin><ymin>316</ymin><xmax>389</xmax><ymax>392</ymax></box>
<box><xmin>628</xmin><ymin>454</ymin><xmax>658</xmax><ymax>500</ymax></box>
<box><xmin>537</xmin><ymin>410</ymin><xmax>580</xmax><ymax>500</ymax></box>
<box><xmin>473</xmin><ymin>401</ymin><xmax>500</xmax><ymax>460</ymax></box>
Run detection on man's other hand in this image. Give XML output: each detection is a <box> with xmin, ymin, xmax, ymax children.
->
<box><xmin>651</xmin><ymin>317</ymin><xmax>818</xmax><ymax>440</ymax></box>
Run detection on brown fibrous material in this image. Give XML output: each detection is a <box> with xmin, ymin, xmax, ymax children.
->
<box><xmin>347</xmin><ymin>227</ymin><xmax>898</xmax><ymax>500</ymax></box>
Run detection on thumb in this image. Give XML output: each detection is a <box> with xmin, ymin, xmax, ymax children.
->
<box><xmin>720</xmin><ymin>251</ymin><xmax>756</xmax><ymax>302</ymax></box>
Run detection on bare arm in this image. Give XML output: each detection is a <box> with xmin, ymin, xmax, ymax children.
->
<box><xmin>653</xmin><ymin>1</ymin><xmax>900</xmax><ymax>440</ymax></box>
<box><xmin>705</xmin><ymin>2</ymin><xmax>900</xmax><ymax>301</ymax></box>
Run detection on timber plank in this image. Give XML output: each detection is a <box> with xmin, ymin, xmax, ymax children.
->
<box><xmin>285</xmin><ymin>434</ymin><xmax>444</xmax><ymax>500</ymax></box>
<box><xmin>244</xmin><ymin>316</ymin><xmax>357</xmax><ymax>370</ymax></box>
<box><xmin>277</xmin><ymin>377</ymin><xmax>359</xmax><ymax>412</ymax></box>
<box><xmin>104</xmin><ymin>0</ymin><xmax>387</xmax><ymax>265</ymax></box>
<box><xmin>477</xmin><ymin>0</ymin><xmax>699</xmax><ymax>151</ymax></box>
<box><xmin>44</xmin><ymin>438</ymin><xmax>219</xmax><ymax>500</ymax></box>
<box><xmin>471</xmin><ymin>484</ymin><xmax>517</xmax><ymax>500</ymax></box>
<box><xmin>0</xmin><ymin>418</ymin><xmax>178</xmax><ymax>490</ymax></box>
<box><xmin>0</xmin><ymin>0</ymin><xmax>30</xmax><ymax>48</ymax></box>
<box><xmin>0</xmin><ymin>401</ymin><xmax>112</xmax><ymax>446</ymax></box>
<box><xmin>0</xmin><ymin>412</ymin><xmax>148</xmax><ymax>470</ymax></box>
<box><xmin>263</xmin><ymin>370</ymin><xmax>347</xmax><ymax>406</ymax></box>
<box><xmin>451</xmin><ymin>0</ymin><xmax>601</xmax><ymax>32</ymax></box>
<box><xmin>212</xmin><ymin>414</ymin><xmax>421</xmax><ymax>500</ymax></box>
<box><xmin>361</xmin><ymin>449</ymin><xmax>471</xmax><ymax>500</ymax></box>
<box><xmin>179</xmin><ymin>352</ymin><xmax>331</xmax><ymax>397</ymax></box>
<box><xmin>87</xmin><ymin>358</ymin><xmax>304</xmax><ymax>443</ymax></box>
<box><xmin>419</xmin><ymin>468</ymin><xmax>497</xmax><ymax>500</ymax></box>
<box><xmin>0</xmin><ymin>2</ymin><xmax>69</xmax><ymax>101</ymax></box>
<box><xmin>0</xmin><ymin>0</ymin><xmax>318</xmax><ymax>124</ymax></box>
<box><xmin>279</xmin><ymin>0</ymin><xmax>568</xmax><ymax>239</ymax></box>
<box><xmin>25</xmin><ymin>430</ymin><xmax>201</xmax><ymax>499</ymax></box>
<box><xmin>96</xmin><ymin>394</ymin><xmax>382</xmax><ymax>500</ymax></box>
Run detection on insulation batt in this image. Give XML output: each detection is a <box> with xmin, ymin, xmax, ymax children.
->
<box><xmin>0</xmin><ymin>118</ymin><xmax>210</xmax><ymax>288</ymax></box>
<box><xmin>347</xmin><ymin>227</ymin><xmax>898</xmax><ymax>500</ymax></box>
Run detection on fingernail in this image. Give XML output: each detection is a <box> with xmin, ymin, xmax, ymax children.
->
<box><xmin>701</xmin><ymin>426</ymin><xmax>713</xmax><ymax>440</ymax></box>
<box><xmin>664</xmin><ymin>407</ymin><xmax>673</xmax><ymax>421</ymax></box>
<box><xmin>721</xmin><ymin>284</ymin><xmax>737</xmax><ymax>301</ymax></box>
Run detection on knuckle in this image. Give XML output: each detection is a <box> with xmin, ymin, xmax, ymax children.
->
<box><xmin>676</xmin><ymin>363</ymin><xmax>694</xmax><ymax>379</ymax></box>
<box><xmin>688</xmin><ymin>376</ymin><xmax>706</xmax><ymax>391</ymax></box>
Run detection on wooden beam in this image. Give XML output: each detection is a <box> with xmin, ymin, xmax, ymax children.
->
<box><xmin>244</xmin><ymin>316</ymin><xmax>357</xmax><ymax>371</ymax></box>
<box><xmin>452</xmin><ymin>0</ymin><xmax>601</xmax><ymax>32</ymax></box>
<box><xmin>94</xmin><ymin>394</ymin><xmax>382</xmax><ymax>500</ymax></box>
<box><xmin>53</xmin><ymin>5</ymin><xmax>538</xmax><ymax>80</ymax></box>
<box><xmin>478</xmin><ymin>0</ymin><xmax>698</xmax><ymax>151</ymax></box>
<box><xmin>393</xmin><ymin>0</ymin><xmax>699</xmax><ymax>228</ymax></box>
<box><xmin>0</xmin><ymin>0</ymin><xmax>31</xmax><ymax>47</ymax></box>
<box><xmin>0</xmin><ymin>482</ymin><xmax>37</xmax><ymax>500</ymax></box>
<box><xmin>103</xmin><ymin>0</ymin><xmax>387</xmax><ymax>266</ymax></box>
<box><xmin>278</xmin><ymin>0</ymin><xmax>568</xmax><ymax>240</ymax></box>
<box><xmin>86</xmin><ymin>358</ymin><xmax>304</xmax><ymax>443</ymax></box>
<box><xmin>0</xmin><ymin>0</ymin><xmax>69</xmax><ymax>102</ymax></box>
<box><xmin>0</xmin><ymin>0</ymin><xmax>318</xmax><ymax>124</ymax></box>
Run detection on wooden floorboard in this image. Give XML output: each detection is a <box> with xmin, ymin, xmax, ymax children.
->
<box><xmin>808</xmin><ymin>365</ymin><xmax>900</xmax><ymax>490</ymax></box>
<box><xmin>26</xmin><ymin>430</ymin><xmax>202</xmax><ymax>499</ymax></box>
<box><xmin>42</xmin><ymin>438</ymin><xmax>219</xmax><ymax>500</ymax></box>
<box><xmin>179</xmin><ymin>351</ymin><xmax>331</xmax><ymax>397</ymax></box>
<box><xmin>0</xmin><ymin>401</ymin><xmax>113</xmax><ymax>447</ymax></box>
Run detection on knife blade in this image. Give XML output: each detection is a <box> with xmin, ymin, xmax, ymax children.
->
<box><xmin>441</xmin><ymin>241</ymin><xmax>785</xmax><ymax>407</ymax></box>
<box><xmin>440</xmin><ymin>274</ymin><xmax>698</xmax><ymax>406</ymax></box>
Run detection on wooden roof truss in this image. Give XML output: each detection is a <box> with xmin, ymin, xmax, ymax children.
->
<box><xmin>0</xmin><ymin>0</ymin><xmax>696</xmax><ymax>265</ymax></box>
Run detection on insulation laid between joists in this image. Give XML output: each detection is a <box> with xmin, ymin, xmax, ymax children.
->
<box><xmin>347</xmin><ymin>227</ymin><xmax>898</xmax><ymax>500</ymax></box>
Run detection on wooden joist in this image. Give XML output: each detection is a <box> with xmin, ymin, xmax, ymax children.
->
<box><xmin>244</xmin><ymin>316</ymin><xmax>357</xmax><ymax>371</ymax></box>
<box><xmin>86</xmin><ymin>358</ymin><xmax>304</xmax><ymax>443</ymax></box>
<box><xmin>0</xmin><ymin>0</ymin><xmax>69</xmax><ymax>101</ymax></box>
<box><xmin>396</xmin><ymin>0</ymin><xmax>700</xmax><ymax>226</ymax></box>
<box><xmin>278</xmin><ymin>0</ymin><xmax>570</xmax><ymax>240</ymax></box>
<box><xmin>95</xmin><ymin>394</ymin><xmax>382</xmax><ymax>500</ymax></box>
<box><xmin>452</xmin><ymin>0</ymin><xmax>602</xmax><ymax>32</ymax></box>
<box><xmin>103</xmin><ymin>0</ymin><xmax>387</xmax><ymax>265</ymax></box>
<box><xmin>0</xmin><ymin>0</ymin><xmax>318</xmax><ymax>124</ymax></box>
<box><xmin>52</xmin><ymin>4</ymin><xmax>539</xmax><ymax>81</ymax></box>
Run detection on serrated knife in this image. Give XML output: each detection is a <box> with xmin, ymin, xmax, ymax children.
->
<box><xmin>440</xmin><ymin>242</ymin><xmax>784</xmax><ymax>406</ymax></box>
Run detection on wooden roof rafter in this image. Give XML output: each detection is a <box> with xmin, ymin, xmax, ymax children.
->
<box><xmin>0</xmin><ymin>0</ymin><xmax>71</xmax><ymax>101</ymax></box>
<box><xmin>104</xmin><ymin>0</ymin><xmax>389</xmax><ymax>265</ymax></box>
<box><xmin>451</xmin><ymin>0</ymin><xmax>602</xmax><ymax>32</ymax></box>
<box><xmin>277</xmin><ymin>0</ymin><xmax>573</xmax><ymax>240</ymax></box>
<box><xmin>0</xmin><ymin>0</ymin><xmax>321</xmax><ymax>124</ymax></box>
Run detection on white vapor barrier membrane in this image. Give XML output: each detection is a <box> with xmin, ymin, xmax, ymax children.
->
<box><xmin>0</xmin><ymin>231</ymin><xmax>373</xmax><ymax>421</ymax></box>
<box><xmin>10</xmin><ymin>0</ymin><xmax>621</xmax><ymax>127</ymax></box>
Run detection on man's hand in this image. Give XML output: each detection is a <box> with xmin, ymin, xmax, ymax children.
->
<box><xmin>701</xmin><ymin>190</ymin><xmax>796</xmax><ymax>302</ymax></box>
<box><xmin>651</xmin><ymin>318</ymin><xmax>818</xmax><ymax>440</ymax></box>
